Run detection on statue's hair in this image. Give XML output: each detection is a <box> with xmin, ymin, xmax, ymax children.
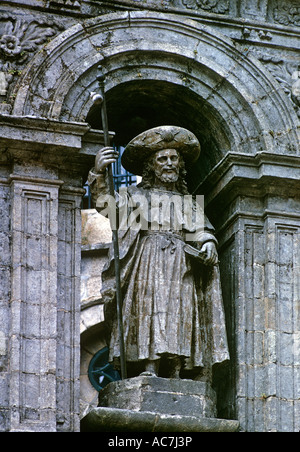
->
<box><xmin>141</xmin><ymin>152</ymin><xmax>189</xmax><ymax>195</ymax></box>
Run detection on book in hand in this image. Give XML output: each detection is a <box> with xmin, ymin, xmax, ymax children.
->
<box><xmin>184</xmin><ymin>244</ymin><xmax>207</xmax><ymax>264</ymax></box>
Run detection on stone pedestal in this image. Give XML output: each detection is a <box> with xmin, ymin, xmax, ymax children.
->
<box><xmin>99</xmin><ymin>376</ymin><xmax>217</xmax><ymax>418</ymax></box>
<box><xmin>81</xmin><ymin>406</ymin><xmax>240</xmax><ymax>432</ymax></box>
<box><xmin>81</xmin><ymin>377</ymin><xmax>239</xmax><ymax>432</ymax></box>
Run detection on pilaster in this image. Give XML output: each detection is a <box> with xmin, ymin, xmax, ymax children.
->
<box><xmin>56</xmin><ymin>185</ymin><xmax>84</xmax><ymax>432</ymax></box>
<box><xmin>0</xmin><ymin>114</ymin><xmax>108</xmax><ymax>431</ymax></box>
<box><xmin>203</xmin><ymin>152</ymin><xmax>300</xmax><ymax>431</ymax></box>
<box><xmin>0</xmin><ymin>172</ymin><xmax>12</xmax><ymax>431</ymax></box>
<box><xmin>9</xmin><ymin>174</ymin><xmax>62</xmax><ymax>432</ymax></box>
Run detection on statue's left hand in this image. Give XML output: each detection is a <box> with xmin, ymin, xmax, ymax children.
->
<box><xmin>200</xmin><ymin>241</ymin><xmax>219</xmax><ymax>266</ymax></box>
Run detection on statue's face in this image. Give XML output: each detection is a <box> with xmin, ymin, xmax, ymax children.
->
<box><xmin>153</xmin><ymin>149</ymin><xmax>180</xmax><ymax>184</ymax></box>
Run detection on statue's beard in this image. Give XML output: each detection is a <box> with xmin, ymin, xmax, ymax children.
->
<box><xmin>155</xmin><ymin>169</ymin><xmax>179</xmax><ymax>184</ymax></box>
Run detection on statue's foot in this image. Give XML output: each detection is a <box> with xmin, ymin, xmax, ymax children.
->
<box><xmin>194</xmin><ymin>366</ymin><xmax>212</xmax><ymax>383</ymax></box>
<box><xmin>169</xmin><ymin>368</ymin><xmax>180</xmax><ymax>379</ymax></box>
<box><xmin>168</xmin><ymin>357</ymin><xmax>181</xmax><ymax>379</ymax></box>
<box><xmin>140</xmin><ymin>370</ymin><xmax>156</xmax><ymax>377</ymax></box>
<box><xmin>140</xmin><ymin>360</ymin><xmax>159</xmax><ymax>377</ymax></box>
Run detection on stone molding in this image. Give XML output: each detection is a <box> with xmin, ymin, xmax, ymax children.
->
<box><xmin>198</xmin><ymin>150</ymin><xmax>300</xmax><ymax>235</ymax></box>
<box><xmin>0</xmin><ymin>114</ymin><xmax>112</xmax><ymax>170</ymax></box>
<box><xmin>201</xmin><ymin>152</ymin><xmax>300</xmax><ymax>198</ymax></box>
<box><xmin>9</xmin><ymin>177</ymin><xmax>61</xmax><ymax>431</ymax></box>
<box><xmin>81</xmin><ymin>406</ymin><xmax>240</xmax><ymax>432</ymax></box>
<box><xmin>1</xmin><ymin>4</ymin><xmax>300</xmax><ymax>115</ymax></box>
<box><xmin>9</xmin><ymin>11</ymin><xmax>299</xmax><ymax>171</ymax></box>
<box><xmin>7</xmin><ymin>0</ymin><xmax>300</xmax><ymax>30</ymax></box>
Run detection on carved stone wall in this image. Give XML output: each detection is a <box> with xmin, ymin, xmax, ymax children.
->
<box><xmin>0</xmin><ymin>116</ymin><xmax>109</xmax><ymax>431</ymax></box>
<box><xmin>0</xmin><ymin>171</ymin><xmax>11</xmax><ymax>432</ymax></box>
<box><xmin>203</xmin><ymin>153</ymin><xmax>300</xmax><ymax>430</ymax></box>
<box><xmin>1</xmin><ymin>0</ymin><xmax>299</xmax><ymax>119</ymax></box>
<box><xmin>0</xmin><ymin>13</ymin><xmax>66</xmax><ymax>106</ymax></box>
<box><xmin>9</xmin><ymin>177</ymin><xmax>62</xmax><ymax>430</ymax></box>
<box><xmin>0</xmin><ymin>0</ymin><xmax>299</xmax><ymax>433</ymax></box>
<box><xmin>222</xmin><ymin>201</ymin><xmax>300</xmax><ymax>431</ymax></box>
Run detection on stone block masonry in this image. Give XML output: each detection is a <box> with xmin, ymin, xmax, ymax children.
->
<box><xmin>0</xmin><ymin>115</ymin><xmax>110</xmax><ymax>432</ymax></box>
<box><xmin>98</xmin><ymin>376</ymin><xmax>218</xmax><ymax>418</ymax></box>
<box><xmin>82</xmin><ymin>376</ymin><xmax>240</xmax><ymax>432</ymax></box>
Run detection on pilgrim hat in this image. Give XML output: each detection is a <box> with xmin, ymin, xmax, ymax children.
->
<box><xmin>121</xmin><ymin>126</ymin><xmax>201</xmax><ymax>176</ymax></box>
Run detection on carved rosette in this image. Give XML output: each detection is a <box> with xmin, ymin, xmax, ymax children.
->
<box><xmin>0</xmin><ymin>15</ymin><xmax>64</xmax><ymax>99</ymax></box>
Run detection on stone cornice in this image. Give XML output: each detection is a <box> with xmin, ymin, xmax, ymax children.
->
<box><xmin>92</xmin><ymin>0</ymin><xmax>300</xmax><ymax>34</ymax></box>
<box><xmin>2</xmin><ymin>0</ymin><xmax>300</xmax><ymax>40</ymax></box>
<box><xmin>198</xmin><ymin>151</ymin><xmax>300</xmax><ymax>242</ymax></box>
<box><xmin>107</xmin><ymin>2</ymin><xmax>300</xmax><ymax>53</ymax></box>
<box><xmin>0</xmin><ymin>114</ymin><xmax>113</xmax><ymax>154</ymax></box>
<box><xmin>198</xmin><ymin>151</ymin><xmax>300</xmax><ymax>203</ymax></box>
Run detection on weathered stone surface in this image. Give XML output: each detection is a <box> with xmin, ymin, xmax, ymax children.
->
<box><xmin>203</xmin><ymin>155</ymin><xmax>300</xmax><ymax>431</ymax></box>
<box><xmin>9</xmin><ymin>12</ymin><xmax>299</xmax><ymax>161</ymax></box>
<box><xmin>98</xmin><ymin>377</ymin><xmax>217</xmax><ymax>418</ymax></box>
<box><xmin>81</xmin><ymin>209</ymin><xmax>112</xmax><ymax>246</ymax></box>
<box><xmin>81</xmin><ymin>406</ymin><xmax>240</xmax><ymax>432</ymax></box>
<box><xmin>0</xmin><ymin>115</ymin><xmax>105</xmax><ymax>432</ymax></box>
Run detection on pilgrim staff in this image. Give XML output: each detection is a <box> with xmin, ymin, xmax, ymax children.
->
<box><xmin>91</xmin><ymin>65</ymin><xmax>127</xmax><ymax>380</ymax></box>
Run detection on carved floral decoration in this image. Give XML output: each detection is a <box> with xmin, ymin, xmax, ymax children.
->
<box><xmin>0</xmin><ymin>16</ymin><xmax>64</xmax><ymax>99</ymax></box>
<box><xmin>0</xmin><ymin>17</ymin><xmax>63</xmax><ymax>63</ymax></box>
<box><xmin>274</xmin><ymin>2</ymin><xmax>300</xmax><ymax>27</ymax></box>
<box><xmin>47</xmin><ymin>0</ymin><xmax>81</xmax><ymax>10</ymax></box>
<box><xmin>181</xmin><ymin>0</ymin><xmax>229</xmax><ymax>14</ymax></box>
<box><xmin>0</xmin><ymin>35</ymin><xmax>22</xmax><ymax>58</ymax></box>
<box><xmin>258</xmin><ymin>52</ymin><xmax>300</xmax><ymax>117</ymax></box>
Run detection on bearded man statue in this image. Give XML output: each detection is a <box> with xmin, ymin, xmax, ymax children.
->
<box><xmin>88</xmin><ymin>126</ymin><xmax>229</xmax><ymax>382</ymax></box>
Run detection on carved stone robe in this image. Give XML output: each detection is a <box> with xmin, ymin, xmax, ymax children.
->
<box><xmin>88</xmin><ymin>170</ymin><xmax>229</xmax><ymax>371</ymax></box>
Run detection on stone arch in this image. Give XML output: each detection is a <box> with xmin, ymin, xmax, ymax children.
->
<box><xmin>12</xmin><ymin>11</ymin><xmax>299</xmax><ymax>180</ymax></box>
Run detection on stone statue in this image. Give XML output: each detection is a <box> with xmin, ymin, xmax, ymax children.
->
<box><xmin>88</xmin><ymin>126</ymin><xmax>229</xmax><ymax>382</ymax></box>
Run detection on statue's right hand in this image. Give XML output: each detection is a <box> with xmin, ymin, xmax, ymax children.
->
<box><xmin>95</xmin><ymin>146</ymin><xmax>119</xmax><ymax>173</ymax></box>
